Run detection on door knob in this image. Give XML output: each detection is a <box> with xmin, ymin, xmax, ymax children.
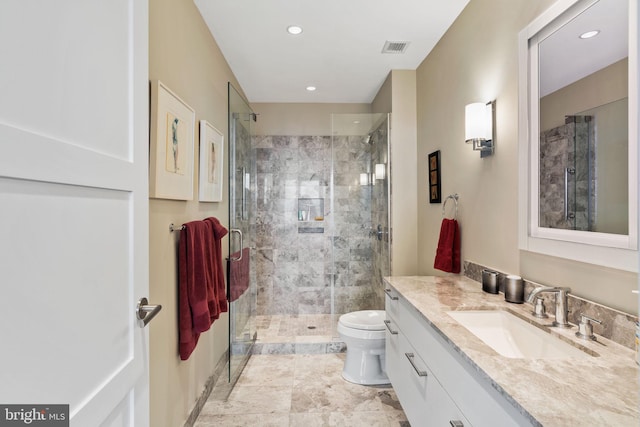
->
<box><xmin>136</xmin><ymin>297</ymin><xmax>162</xmax><ymax>327</ymax></box>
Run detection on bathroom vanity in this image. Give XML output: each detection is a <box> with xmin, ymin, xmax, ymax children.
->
<box><xmin>384</xmin><ymin>276</ymin><xmax>639</xmax><ymax>426</ymax></box>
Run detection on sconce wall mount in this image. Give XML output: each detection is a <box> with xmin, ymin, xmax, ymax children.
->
<box><xmin>465</xmin><ymin>100</ymin><xmax>496</xmax><ymax>158</ymax></box>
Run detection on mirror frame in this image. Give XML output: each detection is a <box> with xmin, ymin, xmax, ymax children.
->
<box><xmin>518</xmin><ymin>0</ymin><xmax>639</xmax><ymax>272</ymax></box>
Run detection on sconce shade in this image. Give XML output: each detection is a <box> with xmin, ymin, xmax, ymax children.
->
<box><xmin>360</xmin><ymin>173</ymin><xmax>370</xmax><ymax>186</ymax></box>
<box><xmin>375</xmin><ymin>163</ymin><xmax>386</xmax><ymax>180</ymax></box>
<box><xmin>465</xmin><ymin>102</ymin><xmax>491</xmax><ymax>142</ymax></box>
<box><xmin>465</xmin><ymin>101</ymin><xmax>495</xmax><ymax>157</ymax></box>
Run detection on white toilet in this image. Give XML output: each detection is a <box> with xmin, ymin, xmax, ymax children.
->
<box><xmin>337</xmin><ymin>310</ymin><xmax>390</xmax><ymax>385</ymax></box>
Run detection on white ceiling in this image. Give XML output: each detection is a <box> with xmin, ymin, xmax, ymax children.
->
<box><xmin>194</xmin><ymin>0</ymin><xmax>470</xmax><ymax>103</ymax></box>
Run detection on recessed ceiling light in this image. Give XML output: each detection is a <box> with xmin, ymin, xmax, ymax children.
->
<box><xmin>287</xmin><ymin>25</ymin><xmax>303</xmax><ymax>35</ymax></box>
<box><xmin>579</xmin><ymin>30</ymin><xmax>600</xmax><ymax>39</ymax></box>
<box><xmin>353</xmin><ymin>120</ymin><xmax>360</xmax><ymax>124</ymax></box>
<box><xmin>306</xmin><ymin>86</ymin><xmax>316</xmax><ymax>92</ymax></box>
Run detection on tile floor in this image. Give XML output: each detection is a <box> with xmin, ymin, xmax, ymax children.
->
<box><xmin>194</xmin><ymin>353</ymin><xmax>409</xmax><ymax>427</ymax></box>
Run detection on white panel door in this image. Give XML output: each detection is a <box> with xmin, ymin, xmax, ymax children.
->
<box><xmin>0</xmin><ymin>1</ymin><xmax>150</xmax><ymax>426</ymax></box>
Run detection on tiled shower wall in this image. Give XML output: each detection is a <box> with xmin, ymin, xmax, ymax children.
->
<box><xmin>253</xmin><ymin>134</ymin><xmax>381</xmax><ymax>316</ymax></box>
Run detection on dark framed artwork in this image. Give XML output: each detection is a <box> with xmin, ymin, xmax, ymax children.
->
<box><xmin>428</xmin><ymin>150</ymin><xmax>441</xmax><ymax>203</ymax></box>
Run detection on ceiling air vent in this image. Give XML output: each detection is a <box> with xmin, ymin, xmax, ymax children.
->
<box><xmin>382</xmin><ymin>41</ymin><xmax>410</xmax><ymax>54</ymax></box>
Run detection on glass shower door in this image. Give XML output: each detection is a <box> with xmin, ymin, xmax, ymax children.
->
<box><xmin>227</xmin><ymin>83</ymin><xmax>256</xmax><ymax>383</ymax></box>
<box><xmin>369</xmin><ymin>115</ymin><xmax>391</xmax><ymax>292</ymax></box>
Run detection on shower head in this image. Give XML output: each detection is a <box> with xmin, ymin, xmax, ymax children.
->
<box><xmin>364</xmin><ymin>135</ymin><xmax>372</xmax><ymax>144</ymax></box>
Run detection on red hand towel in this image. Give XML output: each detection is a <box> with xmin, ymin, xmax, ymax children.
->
<box><xmin>204</xmin><ymin>217</ymin><xmax>229</xmax><ymax>321</ymax></box>
<box><xmin>228</xmin><ymin>247</ymin><xmax>250</xmax><ymax>302</ymax></box>
<box><xmin>178</xmin><ymin>221</ymin><xmax>211</xmax><ymax>360</ymax></box>
<box><xmin>434</xmin><ymin>218</ymin><xmax>461</xmax><ymax>274</ymax></box>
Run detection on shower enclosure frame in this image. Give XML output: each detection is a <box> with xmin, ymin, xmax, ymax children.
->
<box><xmin>227</xmin><ymin>83</ymin><xmax>257</xmax><ymax>385</ymax></box>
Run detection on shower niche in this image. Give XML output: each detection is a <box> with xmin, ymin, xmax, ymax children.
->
<box><xmin>297</xmin><ymin>198</ymin><xmax>324</xmax><ymax>234</ymax></box>
<box><xmin>297</xmin><ymin>198</ymin><xmax>324</xmax><ymax>221</ymax></box>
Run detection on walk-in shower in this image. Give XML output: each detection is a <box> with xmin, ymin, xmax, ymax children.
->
<box><xmin>248</xmin><ymin>113</ymin><xmax>391</xmax><ymax>352</ymax></box>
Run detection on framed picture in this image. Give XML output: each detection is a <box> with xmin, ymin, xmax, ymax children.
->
<box><xmin>198</xmin><ymin>120</ymin><xmax>224</xmax><ymax>202</ymax></box>
<box><xmin>428</xmin><ymin>150</ymin><xmax>441</xmax><ymax>203</ymax></box>
<box><xmin>149</xmin><ymin>80</ymin><xmax>195</xmax><ymax>200</ymax></box>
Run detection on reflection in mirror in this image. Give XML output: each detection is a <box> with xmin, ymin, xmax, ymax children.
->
<box><xmin>518</xmin><ymin>0</ymin><xmax>638</xmax><ymax>271</ymax></box>
<box><xmin>537</xmin><ymin>0</ymin><xmax>628</xmax><ymax>235</ymax></box>
<box><xmin>539</xmin><ymin>98</ymin><xmax>628</xmax><ymax>234</ymax></box>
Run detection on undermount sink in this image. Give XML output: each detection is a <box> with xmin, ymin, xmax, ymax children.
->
<box><xmin>447</xmin><ymin>310</ymin><xmax>593</xmax><ymax>359</ymax></box>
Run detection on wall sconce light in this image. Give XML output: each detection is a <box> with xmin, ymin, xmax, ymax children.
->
<box><xmin>465</xmin><ymin>100</ymin><xmax>495</xmax><ymax>158</ymax></box>
<box><xmin>375</xmin><ymin>163</ymin><xmax>386</xmax><ymax>180</ymax></box>
<box><xmin>360</xmin><ymin>173</ymin><xmax>371</xmax><ymax>186</ymax></box>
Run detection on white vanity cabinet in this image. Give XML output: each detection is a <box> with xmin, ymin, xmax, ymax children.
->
<box><xmin>385</xmin><ymin>288</ymin><xmax>532</xmax><ymax>427</ymax></box>
<box><xmin>386</xmin><ymin>314</ymin><xmax>469</xmax><ymax>426</ymax></box>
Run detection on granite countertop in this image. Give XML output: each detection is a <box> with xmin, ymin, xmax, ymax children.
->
<box><xmin>384</xmin><ymin>275</ymin><xmax>639</xmax><ymax>427</ymax></box>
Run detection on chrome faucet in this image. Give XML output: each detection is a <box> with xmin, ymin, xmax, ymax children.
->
<box><xmin>526</xmin><ymin>286</ymin><xmax>572</xmax><ymax>328</ymax></box>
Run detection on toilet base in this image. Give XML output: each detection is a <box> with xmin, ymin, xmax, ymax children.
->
<box><xmin>341</xmin><ymin>370</ymin><xmax>391</xmax><ymax>386</ymax></box>
<box><xmin>341</xmin><ymin>346</ymin><xmax>390</xmax><ymax>386</ymax></box>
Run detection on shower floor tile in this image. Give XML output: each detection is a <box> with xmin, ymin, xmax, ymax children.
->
<box><xmin>255</xmin><ymin>314</ymin><xmax>339</xmax><ymax>344</ymax></box>
<box><xmin>194</xmin><ymin>353</ymin><xmax>408</xmax><ymax>427</ymax></box>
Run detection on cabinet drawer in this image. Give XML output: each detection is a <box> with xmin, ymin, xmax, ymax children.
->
<box><xmin>384</xmin><ymin>286</ymin><xmax>401</xmax><ymax>321</ymax></box>
<box><xmin>398</xmin><ymin>297</ymin><xmax>531</xmax><ymax>426</ymax></box>
<box><xmin>386</xmin><ymin>324</ymin><xmax>469</xmax><ymax>426</ymax></box>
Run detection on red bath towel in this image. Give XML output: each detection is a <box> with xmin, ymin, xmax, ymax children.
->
<box><xmin>178</xmin><ymin>218</ymin><xmax>229</xmax><ymax>360</ymax></box>
<box><xmin>228</xmin><ymin>247</ymin><xmax>250</xmax><ymax>302</ymax></box>
<box><xmin>434</xmin><ymin>218</ymin><xmax>461</xmax><ymax>273</ymax></box>
<box><xmin>178</xmin><ymin>220</ymin><xmax>210</xmax><ymax>360</ymax></box>
<box><xmin>204</xmin><ymin>217</ymin><xmax>229</xmax><ymax>321</ymax></box>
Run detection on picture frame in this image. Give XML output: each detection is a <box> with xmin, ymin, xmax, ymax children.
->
<box><xmin>198</xmin><ymin>120</ymin><xmax>224</xmax><ymax>202</ymax></box>
<box><xmin>428</xmin><ymin>150</ymin><xmax>441</xmax><ymax>203</ymax></box>
<box><xmin>149</xmin><ymin>80</ymin><xmax>195</xmax><ymax>200</ymax></box>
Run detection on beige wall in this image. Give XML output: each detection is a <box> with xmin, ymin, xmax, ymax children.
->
<box><xmin>252</xmin><ymin>103</ymin><xmax>371</xmax><ymax>135</ymax></box>
<box><xmin>372</xmin><ymin>73</ymin><xmax>392</xmax><ymax>114</ymax></box>
<box><xmin>388</xmin><ymin>71</ymin><xmax>418</xmax><ymax>275</ymax></box>
<box><xmin>372</xmin><ymin>71</ymin><xmax>419</xmax><ymax>275</ymax></box>
<box><xmin>149</xmin><ymin>0</ymin><xmax>244</xmax><ymax>425</ymax></box>
<box><xmin>415</xmin><ymin>0</ymin><xmax>637</xmax><ymax>314</ymax></box>
<box><xmin>540</xmin><ymin>58</ymin><xmax>628</xmax><ymax>131</ymax></box>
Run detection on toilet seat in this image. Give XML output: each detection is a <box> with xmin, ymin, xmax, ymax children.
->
<box><xmin>338</xmin><ymin>310</ymin><xmax>385</xmax><ymax>330</ymax></box>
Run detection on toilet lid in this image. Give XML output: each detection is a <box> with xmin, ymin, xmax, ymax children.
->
<box><xmin>339</xmin><ymin>310</ymin><xmax>386</xmax><ymax>330</ymax></box>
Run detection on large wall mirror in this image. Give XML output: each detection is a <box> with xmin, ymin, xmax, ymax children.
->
<box><xmin>518</xmin><ymin>0</ymin><xmax>639</xmax><ymax>272</ymax></box>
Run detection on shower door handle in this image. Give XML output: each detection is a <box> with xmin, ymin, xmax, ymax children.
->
<box><xmin>369</xmin><ymin>224</ymin><xmax>385</xmax><ymax>241</ymax></box>
<box><xmin>229</xmin><ymin>228</ymin><xmax>243</xmax><ymax>261</ymax></box>
<box><xmin>564</xmin><ymin>167</ymin><xmax>576</xmax><ymax>221</ymax></box>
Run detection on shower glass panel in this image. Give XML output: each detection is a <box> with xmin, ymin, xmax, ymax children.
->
<box><xmin>330</xmin><ymin>113</ymin><xmax>390</xmax><ymax>329</ymax></box>
<box><xmin>539</xmin><ymin>116</ymin><xmax>594</xmax><ymax>230</ymax></box>
<box><xmin>227</xmin><ymin>83</ymin><xmax>256</xmax><ymax>383</ymax></box>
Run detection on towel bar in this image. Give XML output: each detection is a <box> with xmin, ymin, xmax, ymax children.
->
<box><xmin>169</xmin><ymin>223</ymin><xmax>186</xmax><ymax>232</ymax></box>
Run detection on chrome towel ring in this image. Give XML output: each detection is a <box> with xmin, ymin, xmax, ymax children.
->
<box><xmin>442</xmin><ymin>194</ymin><xmax>459</xmax><ymax>220</ymax></box>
